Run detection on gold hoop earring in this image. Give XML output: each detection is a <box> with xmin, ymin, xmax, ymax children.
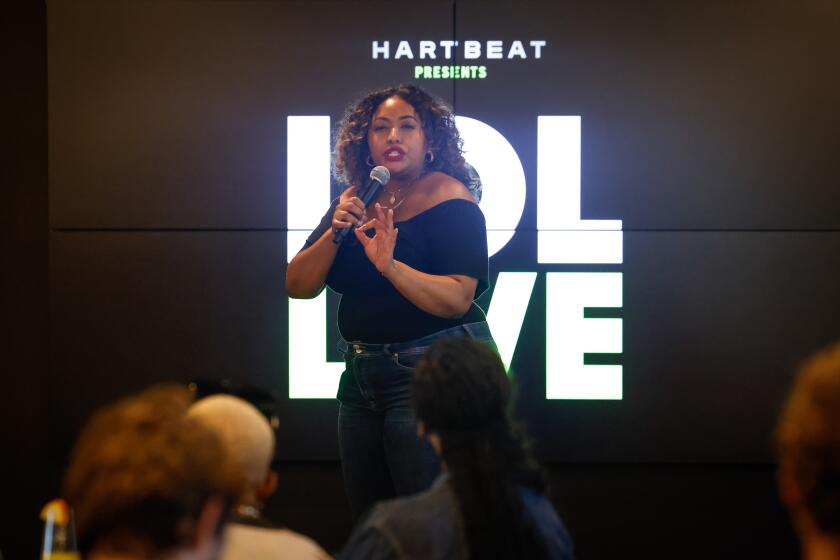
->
<box><xmin>366</xmin><ymin>155</ymin><xmax>375</xmax><ymax>167</ymax></box>
<box><xmin>425</xmin><ymin>151</ymin><xmax>435</xmax><ymax>163</ymax></box>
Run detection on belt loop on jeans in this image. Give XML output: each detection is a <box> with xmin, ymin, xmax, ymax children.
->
<box><xmin>338</xmin><ymin>338</ymin><xmax>390</xmax><ymax>356</ymax></box>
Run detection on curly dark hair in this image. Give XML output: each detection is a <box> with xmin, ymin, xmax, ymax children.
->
<box><xmin>413</xmin><ymin>337</ymin><xmax>550</xmax><ymax>559</ymax></box>
<box><xmin>333</xmin><ymin>84</ymin><xmax>479</xmax><ymax>199</ymax></box>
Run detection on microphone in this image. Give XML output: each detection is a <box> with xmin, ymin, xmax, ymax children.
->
<box><xmin>333</xmin><ymin>165</ymin><xmax>391</xmax><ymax>245</ymax></box>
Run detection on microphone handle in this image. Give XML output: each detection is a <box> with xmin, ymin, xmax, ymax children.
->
<box><xmin>332</xmin><ymin>179</ymin><xmax>385</xmax><ymax>245</ymax></box>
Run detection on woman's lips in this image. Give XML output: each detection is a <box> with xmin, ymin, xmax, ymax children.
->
<box><xmin>383</xmin><ymin>148</ymin><xmax>405</xmax><ymax>161</ymax></box>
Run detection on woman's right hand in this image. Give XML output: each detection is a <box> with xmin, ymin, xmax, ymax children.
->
<box><xmin>288</xmin><ymin>186</ymin><xmax>362</xmax><ymax>298</ymax></box>
<box><xmin>332</xmin><ymin>186</ymin><xmax>366</xmax><ymax>232</ymax></box>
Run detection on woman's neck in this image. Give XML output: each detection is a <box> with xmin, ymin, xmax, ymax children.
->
<box><xmin>387</xmin><ymin>169</ymin><xmax>427</xmax><ymax>190</ymax></box>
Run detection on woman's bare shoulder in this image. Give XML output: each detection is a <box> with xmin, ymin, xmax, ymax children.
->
<box><xmin>423</xmin><ymin>171</ymin><xmax>475</xmax><ymax>204</ymax></box>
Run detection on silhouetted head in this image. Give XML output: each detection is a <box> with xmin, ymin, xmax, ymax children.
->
<box><xmin>776</xmin><ymin>340</ymin><xmax>840</xmax><ymax>542</ymax></box>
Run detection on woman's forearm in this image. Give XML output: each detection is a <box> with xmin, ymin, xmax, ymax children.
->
<box><xmin>285</xmin><ymin>229</ymin><xmax>339</xmax><ymax>298</ymax></box>
<box><xmin>382</xmin><ymin>260</ymin><xmax>477</xmax><ymax>319</ymax></box>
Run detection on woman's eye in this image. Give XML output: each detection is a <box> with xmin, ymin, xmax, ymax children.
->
<box><xmin>402</xmin><ymin>124</ymin><xmax>415</xmax><ymax>130</ymax></box>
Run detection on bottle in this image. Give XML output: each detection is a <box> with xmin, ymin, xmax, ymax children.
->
<box><xmin>40</xmin><ymin>499</ymin><xmax>80</xmax><ymax>560</ymax></box>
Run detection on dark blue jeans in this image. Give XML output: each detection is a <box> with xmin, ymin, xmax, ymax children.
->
<box><xmin>336</xmin><ymin>321</ymin><xmax>496</xmax><ymax>520</ymax></box>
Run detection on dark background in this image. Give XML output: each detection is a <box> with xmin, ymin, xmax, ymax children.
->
<box><xmin>7</xmin><ymin>0</ymin><xmax>840</xmax><ymax>557</ymax></box>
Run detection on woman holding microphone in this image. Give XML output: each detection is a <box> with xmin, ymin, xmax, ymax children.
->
<box><xmin>286</xmin><ymin>84</ymin><xmax>494</xmax><ymax>520</ymax></box>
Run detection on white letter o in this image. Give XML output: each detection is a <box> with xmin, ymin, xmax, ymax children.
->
<box><xmin>455</xmin><ymin>116</ymin><xmax>526</xmax><ymax>257</ymax></box>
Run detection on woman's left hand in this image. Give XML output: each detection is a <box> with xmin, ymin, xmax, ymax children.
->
<box><xmin>355</xmin><ymin>203</ymin><xmax>398</xmax><ymax>274</ymax></box>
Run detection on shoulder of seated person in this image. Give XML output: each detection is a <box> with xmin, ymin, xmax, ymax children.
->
<box><xmin>424</xmin><ymin>172</ymin><xmax>474</xmax><ymax>203</ymax></box>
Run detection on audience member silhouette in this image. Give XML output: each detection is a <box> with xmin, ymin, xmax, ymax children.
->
<box><xmin>339</xmin><ymin>337</ymin><xmax>575</xmax><ymax>559</ymax></box>
<box><xmin>776</xmin><ymin>341</ymin><xmax>840</xmax><ymax>560</ymax></box>
<box><xmin>189</xmin><ymin>394</ymin><xmax>330</xmax><ymax>559</ymax></box>
<box><xmin>63</xmin><ymin>384</ymin><xmax>244</xmax><ymax>560</ymax></box>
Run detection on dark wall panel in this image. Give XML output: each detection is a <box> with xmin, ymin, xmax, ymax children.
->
<box><xmin>545</xmin><ymin>463</ymin><xmax>797</xmax><ymax>559</ymax></box>
<box><xmin>454</xmin><ymin>1</ymin><xmax>840</xmax><ymax>230</ymax></box>
<box><xmin>50</xmin><ymin>1</ymin><xmax>840</xmax><ymax>231</ymax></box>
<box><xmin>2</xmin><ymin>4</ymin><xmax>50</xmax><ymax>559</ymax></box>
<box><xmin>48</xmin><ymin>0</ymin><xmax>455</xmax><ymax>228</ymax></box>
<box><xmin>500</xmin><ymin>231</ymin><xmax>840</xmax><ymax>462</ymax></box>
<box><xmin>50</xmin><ymin>230</ymin><xmax>840</xmax><ymax>463</ymax></box>
<box><xmin>49</xmin><ymin>231</ymin><xmax>292</xmax><ymax>460</ymax></box>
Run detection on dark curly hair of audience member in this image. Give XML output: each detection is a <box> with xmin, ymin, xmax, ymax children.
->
<box><xmin>63</xmin><ymin>384</ymin><xmax>245</xmax><ymax>556</ymax></box>
<box><xmin>333</xmin><ymin>84</ymin><xmax>473</xmax><ymax>195</ymax></box>
<box><xmin>776</xmin><ymin>341</ymin><xmax>840</xmax><ymax>534</ymax></box>
<box><xmin>412</xmin><ymin>337</ymin><xmax>549</xmax><ymax>559</ymax></box>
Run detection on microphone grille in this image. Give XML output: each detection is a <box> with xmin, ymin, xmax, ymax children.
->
<box><xmin>370</xmin><ymin>165</ymin><xmax>391</xmax><ymax>185</ymax></box>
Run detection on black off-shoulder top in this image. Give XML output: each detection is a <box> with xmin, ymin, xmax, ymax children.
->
<box><xmin>303</xmin><ymin>198</ymin><xmax>489</xmax><ymax>343</ymax></box>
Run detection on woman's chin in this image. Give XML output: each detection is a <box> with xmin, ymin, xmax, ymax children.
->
<box><xmin>386</xmin><ymin>164</ymin><xmax>422</xmax><ymax>180</ymax></box>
